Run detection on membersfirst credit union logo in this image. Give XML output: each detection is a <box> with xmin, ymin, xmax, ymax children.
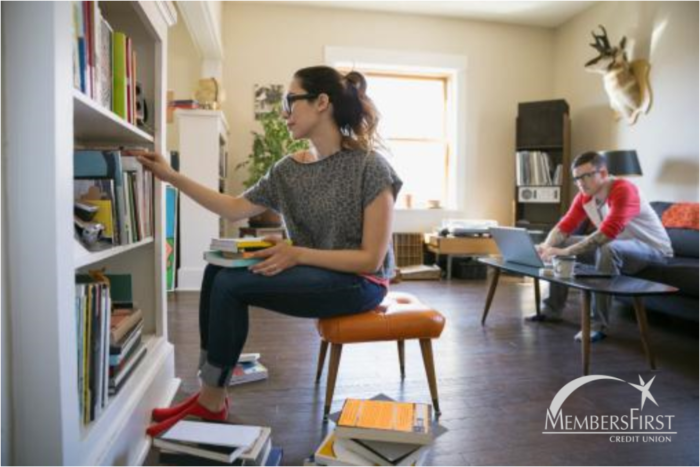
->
<box><xmin>544</xmin><ymin>375</ymin><xmax>676</xmax><ymax>443</ymax></box>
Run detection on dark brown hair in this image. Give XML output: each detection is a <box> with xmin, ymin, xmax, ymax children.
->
<box><xmin>572</xmin><ymin>151</ymin><xmax>607</xmax><ymax>171</ymax></box>
<box><xmin>293</xmin><ymin>66</ymin><xmax>380</xmax><ymax>152</ymax></box>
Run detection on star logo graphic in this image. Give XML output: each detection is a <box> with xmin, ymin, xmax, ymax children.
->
<box><xmin>628</xmin><ymin>375</ymin><xmax>659</xmax><ymax>410</ymax></box>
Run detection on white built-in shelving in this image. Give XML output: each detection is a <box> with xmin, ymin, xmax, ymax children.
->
<box><xmin>5</xmin><ymin>2</ymin><xmax>179</xmax><ymax>464</ymax></box>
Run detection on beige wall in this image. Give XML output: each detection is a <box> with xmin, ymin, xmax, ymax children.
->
<box><xmin>166</xmin><ymin>9</ymin><xmax>201</xmax><ymax>152</ymax></box>
<box><xmin>554</xmin><ymin>1</ymin><xmax>699</xmax><ymax>202</ymax></box>
<box><xmin>220</xmin><ymin>3</ymin><xmax>556</xmax><ymax>228</ymax></box>
<box><xmin>0</xmin><ymin>1</ymin><xmax>12</xmax><ymax>465</ymax></box>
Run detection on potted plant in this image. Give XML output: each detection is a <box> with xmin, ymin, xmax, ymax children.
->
<box><xmin>236</xmin><ymin>103</ymin><xmax>308</xmax><ymax>227</ymax></box>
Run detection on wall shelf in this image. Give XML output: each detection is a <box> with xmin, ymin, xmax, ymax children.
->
<box><xmin>74</xmin><ymin>237</ymin><xmax>154</xmax><ymax>269</ymax></box>
<box><xmin>74</xmin><ymin>90</ymin><xmax>154</xmax><ymax>146</ymax></box>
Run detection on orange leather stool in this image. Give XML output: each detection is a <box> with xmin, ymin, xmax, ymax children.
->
<box><xmin>315</xmin><ymin>291</ymin><xmax>446</xmax><ymax>418</ymax></box>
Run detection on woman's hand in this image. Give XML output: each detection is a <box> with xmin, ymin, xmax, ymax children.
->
<box><xmin>249</xmin><ymin>236</ymin><xmax>302</xmax><ymax>276</ymax></box>
<box><xmin>128</xmin><ymin>150</ymin><xmax>177</xmax><ymax>183</ymax></box>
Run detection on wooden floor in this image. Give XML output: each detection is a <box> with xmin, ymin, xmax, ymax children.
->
<box><xmin>152</xmin><ymin>274</ymin><xmax>699</xmax><ymax>466</ymax></box>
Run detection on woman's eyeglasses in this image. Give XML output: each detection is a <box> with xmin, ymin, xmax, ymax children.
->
<box><xmin>282</xmin><ymin>93</ymin><xmax>318</xmax><ymax>114</ymax></box>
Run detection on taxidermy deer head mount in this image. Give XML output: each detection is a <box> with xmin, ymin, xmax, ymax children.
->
<box><xmin>585</xmin><ymin>25</ymin><xmax>652</xmax><ymax>125</ymax></box>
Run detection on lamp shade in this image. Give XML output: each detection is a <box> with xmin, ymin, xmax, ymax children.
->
<box><xmin>601</xmin><ymin>150</ymin><xmax>643</xmax><ymax>176</ymax></box>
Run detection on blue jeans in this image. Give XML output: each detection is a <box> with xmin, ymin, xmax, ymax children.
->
<box><xmin>544</xmin><ymin>237</ymin><xmax>668</xmax><ymax>329</ymax></box>
<box><xmin>197</xmin><ymin>264</ymin><xmax>387</xmax><ymax>387</ymax></box>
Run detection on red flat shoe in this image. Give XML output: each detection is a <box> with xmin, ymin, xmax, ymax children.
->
<box><xmin>146</xmin><ymin>400</ymin><xmax>229</xmax><ymax>438</ymax></box>
<box><xmin>152</xmin><ymin>392</ymin><xmax>200</xmax><ymax>422</ymax></box>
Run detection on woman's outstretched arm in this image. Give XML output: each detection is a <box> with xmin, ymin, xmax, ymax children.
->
<box><xmin>133</xmin><ymin>150</ymin><xmax>266</xmax><ymax>223</ymax></box>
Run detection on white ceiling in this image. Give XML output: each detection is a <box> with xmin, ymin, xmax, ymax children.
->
<box><xmin>272</xmin><ymin>1</ymin><xmax>598</xmax><ymax>28</ymax></box>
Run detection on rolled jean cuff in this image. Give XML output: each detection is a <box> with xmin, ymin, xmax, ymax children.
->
<box><xmin>200</xmin><ymin>360</ymin><xmax>233</xmax><ymax>388</ymax></box>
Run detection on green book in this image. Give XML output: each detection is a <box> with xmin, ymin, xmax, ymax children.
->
<box><xmin>112</xmin><ymin>31</ymin><xmax>127</xmax><ymax>119</ymax></box>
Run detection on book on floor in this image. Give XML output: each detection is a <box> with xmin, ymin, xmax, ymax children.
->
<box><xmin>158</xmin><ymin>426</ymin><xmax>272</xmax><ymax>466</ymax></box>
<box><xmin>314</xmin><ymin>431</ymin><xmax>378</xmax><ymax>466</ymax></box>
<box><xmin>229</xmin><ymin>360</ymin><xmax>268</xmax><ymax>387</ymax></box>
<box><xmin>154</xmin><ymin>420</ymin><xmax>261</xmax><ymax>464</ymax></box>
<box><xmin>335</xmin><ymin>399</ymin><xmax>433</xmax><ymax>445</ymax></box>
<box><xmin>342</xmin><ymin>438</ymin><xmax>429</xmax><ymax>466</ymax></box>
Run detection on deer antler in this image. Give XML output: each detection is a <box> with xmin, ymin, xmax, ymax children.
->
<box><xmin>589</xmin><ymin>25</ymin><xmax>613</xmax><ymax>54</ymax></box>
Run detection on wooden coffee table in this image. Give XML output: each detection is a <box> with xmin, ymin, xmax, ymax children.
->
<box><xmin>478</xmin><ymin>257</ymin><xmax>678</xmax><ymax>375</ymax></box>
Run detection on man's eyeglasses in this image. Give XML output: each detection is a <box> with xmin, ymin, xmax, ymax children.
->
<box><xmin>572</xmin><ymin>170</ymin><xmax>600</xmax><ymax>183</ymax></box>
<box><xmin>282</xmin><ymin>93</ymin><xmax>319</xmax><ymax>114</ymax></box>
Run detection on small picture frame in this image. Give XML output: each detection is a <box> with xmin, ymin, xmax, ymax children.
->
<box><xmin>254</xmin><ymin>84</ymin><xmax>283</xmax><ymax>119</ymax></box>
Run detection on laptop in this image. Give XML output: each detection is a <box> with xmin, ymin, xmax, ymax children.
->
<box><xmin>489</xmin><ymin>227</ymin><xmax>612</xmax><ymax>277</ymax></box>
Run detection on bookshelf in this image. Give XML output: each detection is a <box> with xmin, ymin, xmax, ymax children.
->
<box><xmin>4</xmin><ymin>2</ymin><xmax>179</xmax><ymax>465</ymax></box>
<box><xmin>176</xmin><ymin>109</ymin><xmax>229</xmax><ymax>290</ymax></box>
<box><xmin>514</xmin><ymin>100</ymin><xmax>571</xmax><ymax>232</ymax></box>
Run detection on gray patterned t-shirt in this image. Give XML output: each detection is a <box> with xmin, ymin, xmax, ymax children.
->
<box><xmin>243</xmin><ymin>149</ymin><xmax>403</xmax><ymax>282</ymax></box>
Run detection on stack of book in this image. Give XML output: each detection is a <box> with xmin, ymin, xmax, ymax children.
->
<box><xmin>74</xmin><ymin>149</ymin><xmax>154</xmax><ymax>248</ymax></box>
<box><xmin>72</xmin><ymin>1</ymin><xmax>143</xmax><ymax>126</ymax></box>
<box><xmin>204</xmin><ymin>237</ymin><xmax>277</xmax><ymax>268</ymax></box>
<box><xmin>307</xmin><ymin>397</ymin><xmax>444</xmax><ymax>466</ymax></box>
<box><xmin>229</xmin><ymin>353</ymin><xmax>269</xmax><ymax>387</ymax></box>
<box><xmin>154</xmin><ymin>419</ymin><xmax>282</xmax><ymax>466</ymax></box>
<box><xmin>108</xmin><ymin>306</ymin><xmax>146</xmax><ymax>396</ymax></box>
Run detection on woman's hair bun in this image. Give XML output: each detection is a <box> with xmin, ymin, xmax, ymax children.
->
<box><xmin>344</xmin><ymin>71</ymin><xmax>367</xmax><ymax>95</ymax></box>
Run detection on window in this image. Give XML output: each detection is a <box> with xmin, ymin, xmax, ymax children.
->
<box><xmin>363</xmin><ymin>72</ymin><xmax>451</xmax><ymax>208</ymax></box>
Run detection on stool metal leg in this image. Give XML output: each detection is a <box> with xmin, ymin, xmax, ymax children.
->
<box><xmin>419</xmin><ymin>338</ymin><xmax>441</xmax><ymax>417</ymax></box>
<box><xmin>316</xmin><ymin>340</ymin><xmax>329</xmax><ymax>384</ymax></box>
<box><xmin>398</xmin><ymin>340</ymin><xmax>406</xmax><ymax>379</ymax></box>
<box><xmin>324</xmin><ymin>343</ymin><xmax>343</xmax><ymax>419</ymax></box>
<box><xmin>534</xmin><ymin>278</ymin><xmax>541</xmax><ymax>317</ymax></box>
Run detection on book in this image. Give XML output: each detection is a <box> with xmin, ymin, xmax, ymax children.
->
<box><xmin>112</xmin><ymin>31</ymin><xmax>127</xmax><ymax>119</ymax></box>
<box><xmin>343</xmin><ymin>438</ymin><xmax>429</xmax><ymax>466</ymax></box>
<box><xmin>238</xmin><ymin>353</ymin><xmax>261</xmax><ymax>364</ymax></box>
<box><xmin>109</xmin><ymin>307</ymin><xmax>142</xmax><ymax>344</ymax></box>
<box><xmin>108</xmin><ymin>343</ymin><xmax>146</xmax><ymax>395</ymax></box>
<box><xmin>314</xmin><ymin>432</ymin><xmax>377</xmax><ymax>466</ymax></box>
<box><xmin>109</xmin><ymin>321</ymin><xmax>143</xmax><ymax>355</ymax></box>
<box><xmin>228</xmin><ymin>360</ymin><xmax>268</xmax><ymax>386</ymax></box>
<box><xmin>108</xmin><ymin>325</ymin><xmax>142</xmax><ymax>366</ymax></box>
<box><xmin>210</xmin><ymin>237</ymin><xmax>277</xmax><ymax>253</ymax></box>
<box><xmin>335</xmin><ymin>399</ymin><xmax>433</xmax><ymax>446</ymax></box>
<box><xmin>204</xmin><ymin>251</ymin><xmax>262</xmax><ymax>268</ymax></box>
<box><xmin>158</xmin><ymin>427</ymin><xmax>272</xmax><ymax>466</ymax></box>
<box><xmin>154</xmin><ymin>421</ymin><xmax>261</xmax><ymax>464</ymax></box>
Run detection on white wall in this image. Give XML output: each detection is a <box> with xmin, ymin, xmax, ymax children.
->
<box><xmin>554</xmin><ymin>1</ymin><xmax>699</xmax><ymax>202</ymax></box>
<box><xmin>0</xmin><ymin>1</ymin><xmax>12</xmax><ymax>465</ymax></box>
<box><xmin>220</xmin><ymin>3</ymin><xmax>556</xmax><ymax>230</ymax></box>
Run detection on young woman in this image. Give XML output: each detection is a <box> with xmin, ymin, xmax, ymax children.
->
<box><xmin>140</xmin><ymin>66</ymin><xmax>402</xmax><ymax>436</ymax></box>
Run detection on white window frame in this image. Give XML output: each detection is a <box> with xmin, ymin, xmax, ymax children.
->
<box><xmin>325</xmin><ymin>46</ymin><xmax>468</xmax><ymax>211</ymax></box>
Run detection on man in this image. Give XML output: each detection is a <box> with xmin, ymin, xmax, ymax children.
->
<box><xmin>527</xmin><ymin>151</ymin><xmax>673</xmax><ymax>342</ymax></box>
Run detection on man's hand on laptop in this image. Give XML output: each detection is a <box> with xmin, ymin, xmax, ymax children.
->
<box><xmin>540</xmin><ymin>246</ymin><xmax>567</xmax><ymax>262</ymax></box>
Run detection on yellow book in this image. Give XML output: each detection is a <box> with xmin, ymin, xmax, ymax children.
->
<box><xmin>84</xmin><ymin>199</ymin><xmax>115</xmax><ymax>241</ymax></box>
<box><xmin>336</xmin><ymin>399</ymin><xmax>432</xmax><ymax>445</ymax></box>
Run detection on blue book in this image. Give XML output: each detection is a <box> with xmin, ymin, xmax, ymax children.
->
<box><xmin>203</xmin><ymin>251</ymin><xmax>262</xmax><ymax>268</ymax></box>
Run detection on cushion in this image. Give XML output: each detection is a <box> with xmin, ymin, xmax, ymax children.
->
<box><xmin>317</xmin><ymin>292</ymin><xmax>445</xmax><ymax>344</ymax></box>
<box><xmin>650</xmin><ymin>202</ymin><xmax>699</xmax><ymax>258</ymax></box>
<box><xmin>661</xmin><ymin>203</ymin><xmax>699</xmax><ymax>230</ymax></box>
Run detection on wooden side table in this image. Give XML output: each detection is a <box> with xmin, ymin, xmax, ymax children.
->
<box><xmin>424</xmin><ymin>234</ymin><xmax>499</xmax><ymax>279</ymax></box>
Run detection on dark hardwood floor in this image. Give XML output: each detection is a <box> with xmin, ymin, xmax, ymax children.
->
<box><xmin>153</xmin><ymin>274</ymin><xmax>699</xmax><ymax>466</ymax></box>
